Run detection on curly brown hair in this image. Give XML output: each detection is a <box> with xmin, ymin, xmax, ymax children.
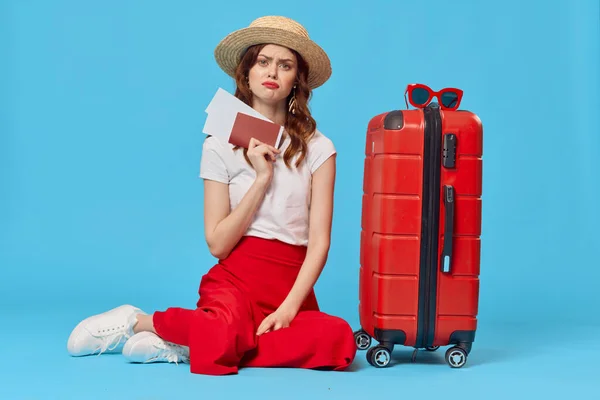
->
<box><xmin>232</xmin><ymin>44</ymin><xmax>316</xmax><ymax>168</ymax></box>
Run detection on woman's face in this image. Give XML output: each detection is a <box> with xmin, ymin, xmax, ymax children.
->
<box><xmin>247</xmin><ymin>44</ymin><xmax>297</xmax><ymax>107</ymax></box>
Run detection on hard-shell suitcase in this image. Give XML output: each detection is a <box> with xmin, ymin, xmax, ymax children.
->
<box><xmin>354</xmin><ymin>101</ymin><xmax>483</xmax><ymax>368</ymax></box>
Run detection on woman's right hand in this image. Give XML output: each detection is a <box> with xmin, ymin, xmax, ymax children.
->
<box><xmin>247</xmin><ymin>137</ymin><xmax>280</xmax><ymax>182</ymax></box>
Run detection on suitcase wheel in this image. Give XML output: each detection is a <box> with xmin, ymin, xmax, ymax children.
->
<box><xmin>426</xmin><ymin>346</ymin><xmax>440</xmax><ymax>352</ymax></box>
<box><xmin>366</xmin><ymin>345</ymin><xmax>392</xmax><ymax>368</ymax></box>
<box><xmin>445</xmin><ymin>346</ymin><xmax>468</xmax><ymax>368</ymax></box>
<box><xmin>353</xmin><ymin>330</ymin><xmax>371</xmax><ymax>351</ymax></box>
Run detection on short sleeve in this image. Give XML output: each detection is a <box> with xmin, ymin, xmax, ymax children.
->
<box><xmin>307</xmin><ymin>130</ymin><xmax>336</xmax><ymax>173</ymax></box>
<box><xmin>199</xmin><ymin>136</ymin><xmax>229</xmax><ymax>183</ymax></box>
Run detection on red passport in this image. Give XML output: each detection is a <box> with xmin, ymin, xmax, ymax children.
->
<box><xmin>228</xmin><ymin>112</ymin><xmax>284</xmax><ymax>149</ymax></box>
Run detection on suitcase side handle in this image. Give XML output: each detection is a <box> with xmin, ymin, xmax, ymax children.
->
<box><xmin>441</xmin><ymin>185</ymin><xmax>454</xmax><ymax>273</ymax></box>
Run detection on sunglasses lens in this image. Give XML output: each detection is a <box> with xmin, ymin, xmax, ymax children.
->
<box><xmin>441</xmin><ymin>92</ymin><xmax>459</xmax><ymax>108</ymax></box>
<box><xmin>411</xmin><ymin>88</ymin><xmax>430</xmax><ymax>105</ymax></box>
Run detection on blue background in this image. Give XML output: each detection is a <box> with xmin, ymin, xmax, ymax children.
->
<box><xmin>2</xmin><ymin>0</ymin><xmax>599</xmax><ymax>398</ymax></box>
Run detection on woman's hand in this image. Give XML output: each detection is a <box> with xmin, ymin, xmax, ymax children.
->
<box><xmin>247</xmin><ymin>138</ymin><xmax>280</xmax><ymax>182</ymax></box>
<box><xmin>256</xmin><ymin>303</ymin><xmax>298</xmax><ymax>336</ymax></box>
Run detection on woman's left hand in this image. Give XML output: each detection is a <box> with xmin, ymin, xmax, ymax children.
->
<box><xmin>256</xmin><ymin>304</ymin><xmax>298</xmax><ymax>336</ymax></box>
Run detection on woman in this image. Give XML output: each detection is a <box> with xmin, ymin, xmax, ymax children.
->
<box><xmin>67</xmin><ymin>15</ymin><xmax>357</xmax><ymax>376</ymax></box>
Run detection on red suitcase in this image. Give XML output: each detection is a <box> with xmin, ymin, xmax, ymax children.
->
<box><xmin>354</xmin><ymin>98</ymin><xmax>483</xmax><ymax>369</ymax></box>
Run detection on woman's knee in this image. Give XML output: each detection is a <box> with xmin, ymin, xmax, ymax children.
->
<box><xmin>318</xmin><ymin>314</ymin><xmax>357</xmax><ymax>362</ymax></box>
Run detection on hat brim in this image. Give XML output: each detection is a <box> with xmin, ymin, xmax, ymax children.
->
<box><xmin>214</xmin><ymin>26</ymin><xmax>332</xmax><ymax>89</ymax></box>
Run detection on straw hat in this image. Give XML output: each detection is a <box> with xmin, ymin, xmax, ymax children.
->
<box><xmin>214</xmin><ymin>16</ymin><xmax>332</xmax><ymax>89</ymax></box>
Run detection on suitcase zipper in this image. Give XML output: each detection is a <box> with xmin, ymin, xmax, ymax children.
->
<box><xmin>416</xmin><ymin>103</ymin><xmax>443</xmax><ymax>349</ymax></box>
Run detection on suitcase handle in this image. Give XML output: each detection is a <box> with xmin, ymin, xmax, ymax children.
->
<box><xmin>441</xmin><ymin>185</ymin><xmax>454</xmax><ymax>273</ymax></box>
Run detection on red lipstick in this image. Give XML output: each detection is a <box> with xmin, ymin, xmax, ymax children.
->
<box><xmin>262</xmin><ymin>81</ymin><xmax>279</xmax><ymax>89</ymax></box>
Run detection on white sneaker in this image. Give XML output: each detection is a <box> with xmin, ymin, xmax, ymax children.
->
<box><xmin>122</xmin><ymin>331</ymin><xmax>190</xmax><ymax>364</ymax></box>
<box><xmin>67</xmin><ymin>304</ymin><xmax>146</xmax><ymax>357</ymax></box>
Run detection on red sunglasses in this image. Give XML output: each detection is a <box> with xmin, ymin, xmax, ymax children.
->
<box><xmin>404</xmin><ymin>83</ymin><xmax>463</xmax><ymax>111</ymax></box>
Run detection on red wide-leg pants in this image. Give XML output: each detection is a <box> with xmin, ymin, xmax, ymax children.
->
<box><xmin>152</xmin><ymin>236</ymin><xmax>357</xmax><ymax>375</ymax></box>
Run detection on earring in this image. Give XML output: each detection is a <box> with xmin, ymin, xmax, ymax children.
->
<box><xmin>288</xmin><ymin>85</ymin><xmax>297</xmax><ymax>115</ymax></box>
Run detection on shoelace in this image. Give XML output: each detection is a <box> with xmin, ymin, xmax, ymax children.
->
<box><xmin>144</xmin><ymin>340</ymin><xmax>190</xmax><ymax>365</ymax></box>
<box><xmin>94</xmin><ymin>325</ymin><xmax>131</xmax><ymax>356</ymax></box>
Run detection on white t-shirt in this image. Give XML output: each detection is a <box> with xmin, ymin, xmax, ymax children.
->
<box><xmin>199</xmin><ymin>130</ymin><xmax>336</xmax><ymax>246</ymax></box>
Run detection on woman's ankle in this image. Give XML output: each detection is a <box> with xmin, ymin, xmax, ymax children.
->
<box><xmin>133</xmin><ymin>313</ymin><xmax>156</xmax><ymax>334</ymax></box>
